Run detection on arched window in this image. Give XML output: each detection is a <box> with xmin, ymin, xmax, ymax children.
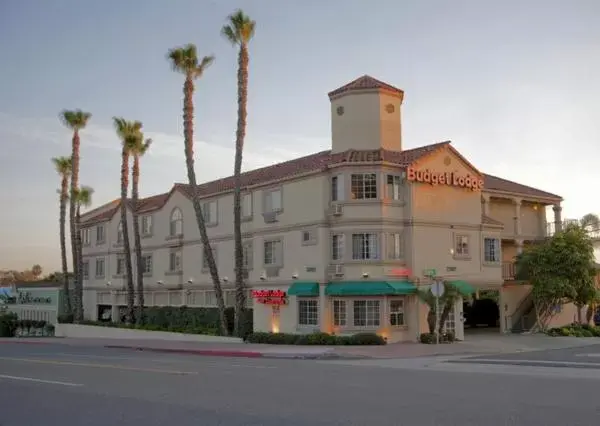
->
<box><xmin>170</xmin><ymin>208</ymin><xmax>183</xmax><ymax>236</ymax></box>
<box><xmin>117</xmin><ymin>221</ymin><xmax>124</xmax><ymax>242</ymax></box>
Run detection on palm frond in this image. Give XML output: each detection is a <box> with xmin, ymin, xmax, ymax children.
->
<box><xmin>74</xmin><ymin>186</ymin><xmax>94</xmax><ymax>208</ymax></box>
<box><xmin>222</xmin><ymin>9</ymin><xmax>256</xmax><ymax>45</ymax></box>
<box><xmin>193</xmin><ymin>55</ymin><xmax>215</xmax><ymax>79</ymax></box>
<box><xmin>51</xmin><ymin>156</ymin><xmax>72</xmax><ymax>175</ymax></box>
<box><xmin>60</xmin><ymin>109</ymin><xmax>92</xmax><ymax>130</ymax></box>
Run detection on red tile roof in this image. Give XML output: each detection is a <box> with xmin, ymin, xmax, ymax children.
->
<box><xmin>328</xmin><ymin>75</ymin><xmax>404</xmax><ymax>99</ymax></box>
<box><xmin>80</xmin><ymin>141</ymin><xmax>562</xmax><ymax>226</ymax></box>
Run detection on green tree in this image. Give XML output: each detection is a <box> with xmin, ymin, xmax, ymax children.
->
<box><xmin>221</xmin><ymin>9</ymin><xmax>256</xmax><ymax>337</ymax></box>
<box><xmin>51</xmin><ymin>156</ymin><xmax>73</xmax><ymax>315</ymax></box>
<box><xmin>60</xmin><ymin>109</ymin><xmax>91</xmax><ymax>322</ymax></box>
<box><xmin>167</xmin><ymin>44</ymin><xmax>227</xmax><ymax>335</ymax></box>
<box><xmin>113</xmin><ymin>117</ymin><xmax>140</xmax><ymax>324</ymax></box>
<box><xmin>416</xmin><ymin>282</ymin><xmax>462</xmax><ymax>334</ymax></box>
<box><xmin>130</xmin><ymin>132</ymin><xmax>152</xmax><ymax>324</ymax></box>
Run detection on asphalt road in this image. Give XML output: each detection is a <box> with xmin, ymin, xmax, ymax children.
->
<box><xmin>1</xmin><ymin>342</ymin><xmax>600</xmax><ymax>426</ymax></box>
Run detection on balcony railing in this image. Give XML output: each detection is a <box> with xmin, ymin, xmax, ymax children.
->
<box><xmin>502</xmin><ymin>261</ymin><xmax>516</xmax><ymax>281</ymax></box>
<box><xmin>546</xmin><ymin>219</ymin><xmax>600</xmax><ymax>239</ymax></box>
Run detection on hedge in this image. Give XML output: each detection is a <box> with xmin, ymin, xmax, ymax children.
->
<box><xmin>245</xmin><ymin>331</ymin><xmax>387</xmax><ymax>345</ymax></box>
<box><xmin>546</xmin><ymin>323</ymin><xmax>600</xmax><ymax>337</ymax></box>
<box><xmin>59</xmin><ymin>306</ymin><xmax>253</xmax><ymax>338</ymax></box>
<box><xmin>419</xmin><ymin>331</ymin><xmax>456</xmax><ymax>344</ymax></box>
<box><xmin>0</xmin><ymin>313</ymin><xmax>55</xmax><ymax>337</ymax></box>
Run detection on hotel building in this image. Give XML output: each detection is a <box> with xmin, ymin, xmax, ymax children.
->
<box><xmin>79</xmin><ymin>75</ymin><xmax>566</xmax><ymax>342</ymax></box>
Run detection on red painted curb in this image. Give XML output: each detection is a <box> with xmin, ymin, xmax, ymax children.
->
<box><xmin>104</xmin><ymin>345</ymin><xmax>264</xmax><ymax>358</ymax></box>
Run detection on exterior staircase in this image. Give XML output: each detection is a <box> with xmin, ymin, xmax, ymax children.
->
<box><xmin>510</xmin><ymin>292</ymin><xmax>537</xmax><ymax>333</ymax></box>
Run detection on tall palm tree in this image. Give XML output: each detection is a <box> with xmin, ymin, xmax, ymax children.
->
<box><xmin>60</xmin><ymin>109</ymin><xmax>91</xmax><ymax>322</ymax></box>
<box><xmin>222</xmin><ymin>9</ymin><xmax>256</xmax><ymax>337</ymax></box>
<box><xmin>52</xmin><ymin>156</ymin><xmax>73</xmax><ymax>316</ymax></box>
<box><xmin>580</xmin><ymin>213</ymin><xmax>600</xmax><ymax>233</ymax></box>
<box><xmin>73</xmin><ymin>185</ymin><xmax>94</xmax><ymax>307</ymax></box>
<box><xmin>113</xmin><ymin>117</ymin><xmax>140</xmax><ymax>324</ymax></box>
<box><xmin>131</xmin><ymin>133</ymin><xmax>152</xmax><ymax>324</ymax></box>
<box><xmin>167</xmin><ymin>44</ymin><xmax>227</xmax><ymax>335</ymax></box>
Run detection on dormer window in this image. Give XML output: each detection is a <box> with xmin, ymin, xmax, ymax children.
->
<box><xmin>170</xmin><ymin>208</ymin><xmax>183</xmax><ymax>236</ymax></box>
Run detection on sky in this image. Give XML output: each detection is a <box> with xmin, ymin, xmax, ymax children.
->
<box><xmin>0</xmin><ymin>0</ymin><xmax>599</xmax><ymax>273</ymax></box>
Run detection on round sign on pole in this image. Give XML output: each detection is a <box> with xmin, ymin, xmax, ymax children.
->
<box><xmin>431</xmin><ymin>281</ymin><xmax>445</xmax><ymax>297</ymax></box>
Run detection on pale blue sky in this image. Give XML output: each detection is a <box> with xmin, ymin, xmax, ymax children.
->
<box><xmin>1</xmin><ymin>0</ymin><xmax>599</xmax><ymax>273</ymax></box>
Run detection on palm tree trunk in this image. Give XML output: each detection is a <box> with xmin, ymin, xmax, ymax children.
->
<box><xmin>75</xmin><ymin>205</ymin><xmax>84</xmax><ymax>317</ymax></box>
<box><xmin>233</xmin><ymin>43</ymin><xmax>249</xmax><ymax>337</ymax></box>
<box><xmin>132</xmin><ymin>155</ymin><xmax>145</xmax><ymax>325</ymax></box>
<box><xmin>120</xmin><ymin>148</ymin><xmax>135</xmax><ymax>324</ymax></box>
<box><xmin>69</xmin><ymin>130</ymin><xmax>81</xmax><ymax>321</ymax></box>
<box><xmin>59</xmin><ymin>176</ymin><xmax>72</xmax><ymax>316</ymax></box>
<box><xmin>183</xmin><ymin>76</ymin><xmax>228</xmax><ymax>336</ymax></box>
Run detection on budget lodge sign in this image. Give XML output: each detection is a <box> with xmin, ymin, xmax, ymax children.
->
<box><xmin>407</xmin><ymin>167</ymin><xmax>484</xmax><ymax>191</ymax></box>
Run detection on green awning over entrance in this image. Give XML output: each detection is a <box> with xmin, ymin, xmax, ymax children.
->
<box><xmin>287</xmin><ymin>281</ymin><xmax>319</xmax><ymax>297</ymax></box>
<box><xmin>447</xmin><ymin>280</ymin><xmax>476</xmax><ymax>296</ymax></box>
<box><xmin>325</xmin><ymin>281</ymin><xmax>416</xmax><ymax>296</ymax></box>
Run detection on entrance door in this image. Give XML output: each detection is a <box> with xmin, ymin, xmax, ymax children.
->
<box><xmin>444</xmin><ymin>298</ymin><xmax>465</xmax><ymax>340</ymax></box>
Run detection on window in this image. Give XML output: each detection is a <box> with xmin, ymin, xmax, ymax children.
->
<box><xmin>141</xmin><ymin>216</ymin><xmax>152</xmax><ymax>236</ymax></box>
<box><xmin>202</xmin><ymin>201</ymin><xmax>218</xmax><ymax>225</ymax></box>
<box><xmin>242</xmin><ymin>193</ymin><xmax>253</xmax><ymax>218</ymax></box>
<box><xmin>116</xmin><ymin>256</ymin><xmax>125</xmax><ymax>275</ymax></box>
<box><xmin>95</xmin><ymin>258</ymin><xmax>105</xmax><ymax>278</ymax></box>
<box><xmin>202</xmin><ymin>245</ymin><xmax>217</xmax><ymax>270</ymax></box>
<box><xmin>264</xmin><ymin>240</ymin><xmax>281</xmax><ymax>266</ymax></box>
<box><xmin>484</xmin><ymin>237</ymin><xmax>501</xmax><ymax>262</ymax></box>
<box><xmin>81</xmin><ymin>228</ymin><xmax>91</xmax><ymax>245</ymax></box>
<box><xmin>331</xmin><ymin>175</ymin><xmax>345</xmax><ymax>201</ymax></box>
<box><xmin>242</xmin><ymin>241</ymin><xmax>253</xmax><ymax>269</ymax></box>
<box><xmin>389</xmin><ymin>299</ymin><xmax>405</xmax><ymax>326</ymax></box>
<box><xmin>96</xmin><ymin>225</ymin><xmax>105</xmax><ymax>243</ymax></box>
<box><xmin>169</xmin><ymin>250</ymin><xmax>182</xmax><ymax>272</ymax></box>
<box><xmin>301</xmin><ymin>230</ymin><xmax>316</xmax><ymax>246</ymax></box>
<box><xmin>332</xmin><ymin>234</ymin><xmax>344</xmax><ymax>261</ymax></box>
<box><xmin>454</xmin><ymin>234</ymin><xmax>470</xmax><ymax>257</ymax></box>
<box><xmin>352</xmin><ymin>233</ymin><xmax>379</xmax><ymax>260</ymax></box>
<box><xmin>298</xmin><ymin>299</ymin><xmax>319</xmax><ymax>326</ymax></box>
<box><xmin>141</xmin><ymin>254</ymin><xmax>153</xmax><ymax>274</ymax></box>
<box><xmin>386</xmin><ymin>175</ymin><xmax>402</xmax><ymax>200</ymax></box>
<box><xmin>205</xmin><ymin>290</ymin><xmax>216</xmax><ymax>306</ymax></box>
<box><xmin>225</xmin><ymin>290</ymin><xmax>235</xmax><ymax>307</ymax></box>
<box><xmin>170</xmin><ymin>208</ymin><xmax>183</xmax><ymax>236</ymax></box>
<box><xmin>117</xmin><ymin>221</ymin><xmax>124</xmax><ymax>243</ymax></box>
<box><xmin>264</xmin><ymin>189</ymin><xmax>282</xmax><ymax>213</ymax></box>
<box><xmin>387</xmin><ymin>233</ymin><xmax>403</xmax><ymax>260</ymax></box>
<box><xmin>333</xmin><ymin>300</ymin><xmax>347</xmax><ymax>326</ymax></box>
<box><xmin>351</xmin><ymin>173</ymin><xmax>377</xmax><ymax>200</ymax></box>
<box><xmin>82</xmin><ymin>261</ymin><xmax>90</xmax><ymax>280</ymax></box>
<box><xmin>353</xmin><ymin>300</ymin><xmax>380</xmax><ymax>327</ymax></box>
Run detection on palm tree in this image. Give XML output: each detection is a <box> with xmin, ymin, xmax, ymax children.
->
<box><xmin>416</xmin><ymin>282</ymin><xmax>462</xmax><ymax>335</ymax></box>
<box><xmin>60</xmin><ymin>109</ymin><xmax>91</xmax><ymax>322</ymax></box>
<box><xmin>73</xmin><ymin>186</ymin><xmax>94</xmax><ymax>302</ymax></box>
<box><xmin>580</xmin><ymin>213</ymin><xmax>600</xmax><ymax>234</ymax></box>
<box><xmin>222</xmin><ymin>9</ymin><xmax>256</xmax><ymax>337</ymax></box>
<box><xmin>52</xmin><ymin>156</ymin><xmax>73</xmax><ymax>316</ymax></box>
<box><xmin>167</xmin><ymin>44</ymin><xmax>227</xmax><ymax>335</ymax></box>
<box><xmin>131</xmin><ymin>133</ymin><xmax>152</xmax><ymax>324</ymax></box>
<box><xmin>113</xmin><ymin>117</ymin><xmax>139</xmax><ymax>324</ymax></box>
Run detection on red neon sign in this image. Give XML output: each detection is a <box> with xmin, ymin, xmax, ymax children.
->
<box><xmin>252</xmin><ymin>290</ymin><xmax>287</xmax><ymax>305</ymax></box>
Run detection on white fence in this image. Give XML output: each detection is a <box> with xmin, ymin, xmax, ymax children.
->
<box><xmin>6</xmin><ymin>305</ymin><xmax>58</xmax><ymax>325</ymax></box>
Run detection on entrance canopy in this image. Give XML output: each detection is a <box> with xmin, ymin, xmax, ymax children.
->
<box><xmin>447</xmin><ymin>280</ymin><xmax>476</xmax><ymax>296</ymax></box>
<box><xmin>287</xmin><ymin>281</ymin><xmax>320</xmax><ymax>297</ymax></box>
<box><xmin>325</xmin><ymin>281</ymin><xmax>415</xmax><ymax>296</ymax></box>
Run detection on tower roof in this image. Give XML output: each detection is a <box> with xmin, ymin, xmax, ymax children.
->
<box><xmin>328</xmin><ymin>75</ymin><xmax>404</xmax><ymax>99</ymax></box>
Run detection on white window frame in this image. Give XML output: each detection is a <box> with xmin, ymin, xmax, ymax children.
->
<box><xmin>82</xmin><ymin>260</ymin><xmax>90</xmax><ymax>280</ymax></box>
<box><xmin>350</xmin><ymin>173</ymin><xmax>378</xmax><ymax>200</ymax></box>
<box><xmin>264</xmin><ymin>188</ymin><xmax>283</xmax><ymax>213</ymax></box>
<box><xmin>202</xmin><ymin>201</ymin><xmax>218</xmax><ymax>226</ymax></box>
<box><xmin>263</xmin><ymin>239</ymin><xmax>281</xmax><ymax>266</ymax></box>
<box><xmin>242</xmin><ymin>241</ymin><xmax>253</xmax><ymax>270</ymax></box>
<box><xmin>141</xmin><ymin>215</ymin><xmax>153</xmax><ymax>236</ymax></box>
<box><xmin>298</xmin><ymin>298</ymin><xmax>319</xmax><ymax>327</ymax></box>
<box><xmin>116</xmin><ymin>256</ymin><xmax>125</xmax><ymax>276</ymax></box>
<box><xmin>117</xmin><ymin>221</ymin><xmax>124</xmax><ymax>243</ymax></box>
<box><xmin>169</xmin><ymin>250</ymin><xmax>182</xmax><ymax>272</ymax></box>
<box><xmin>96</xmin><ymin>225</ymin><xmax>105</xmax><ymax>244</ymax></box>
<box><xmin>141</xmin><ymin>254</ymin><xmax>153</xmax><ymax>274</ymax></box>
<box><xmin>353</xmin><ymin>299</ymin><xmax>381</xmax><ymax>327</ymax></box>
<box><xmin>386</xmin><ymin>232</ymin><xmax>403</xmax><ymax>260</ymax></box>
<box><xmin>331</xmin><ymin>234</ymin><xmax>345</xmax><ymax>261</ymax></box>
<box><xmin>95</xmin><ymin>258</ymin><xmax>105</xmax><ymax>278</ymax></box>
<box><xmin>331</xmin><ymin>175</ymin><xmax>345</xmax><ymax>202</ymax></box>
<box><xmin>170</xmin><ymin>208</ymin><xmax>183</xmax><ymax>237</ymax></box>
<box><xmin>242</xmin><ymin>193</ymin><xmax>253</xmax><ymax>218</ymax></box>
<box><xmin>332</xmin><ymin>299</ymin><xmax>347</xmax><ymax>326</ymax></box>
<box><xmin>351</xmin><ymin>233</ymin><xmax>379</xmax><ymax>260</ymax></box>
<box><xmin>202</xmin><ymin>245</ymin><xmax>217</xmax><ymax>270</ymax></box>
<box><xmin>454</xmin><ymin>234</ymin><xmax>470</xmax><ymax>257</ymax></box>
<box><xmin>483</xmin><ymin>237</ymin><xmax>501</xmax><ymax>263</ymax></box>
<box><xmin>386</xmin><ymin>174</ymin><xmax>402</xmax><ymax>201</ymax></box>
<box><xmin>81</xmin><ymin>228</ymin><xmax>91</xmax><ymax>246</ymax></box>
<box><xmin>389</xmin><ymin>299</ymin><xmax>405</xmax><ymax>327</ymax></box>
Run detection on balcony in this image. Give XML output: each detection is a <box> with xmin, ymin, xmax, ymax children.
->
<box><xmin>546</xmin><ymin>219</ymin><xmax>600</xmax><ymax>240</ymax></box>
<box><xmin>502</xmin><ymin>262</ymin><xmax>516</xmax><ymax>281</ymax></box>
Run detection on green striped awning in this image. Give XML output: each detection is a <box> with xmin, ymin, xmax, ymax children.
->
<box><xmin>287</xmin><ymin>281</ymin><xmax>319</xmax><ymax>297</ymax></box>
<box><xmin>447</xmin><ymin>280</ymin><xmax>476</xmax><ymax>296</ymax></box>
<box><xmin>325</xmin><ymin>281</ymin><xmax>416</xmax><ymax>296</ymax></box>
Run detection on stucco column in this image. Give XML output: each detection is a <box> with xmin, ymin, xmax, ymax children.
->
<box><xmin>553</xmin><ymin>204</ymin><xmax>563</xmax><ymax>232</ymax></box>
<box><xmin>318</xmin><ymin>284</ymin><xmax>330</xmax><ymax>333</ymax></box>
<box><xmin>513</xmin><ymin>198</ymin><xmax>522</xmax><ymax>236</ymax></box>
<box><xmin>481</xmin><ymin>194</ymin><xmax>490</xmax><ymax>217</ymax></box>
<box><xmin>516</xmin><ymin>239</ymin><xmax>524</xmax><ymax>255</ymax></box>
<box><xmin>110</xmin><ymin>290</ymin><xmax>119</xmax><ymax>323</ymax></box>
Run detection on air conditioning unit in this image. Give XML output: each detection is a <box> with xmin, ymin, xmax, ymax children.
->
<box><xmin>332</xmin><ymin>204</ymin><xmax>343</xmax><ymax>216</ymax></box>
<box><xmin>328</xmin><ymin>264</ymin><xmax>344</xmax><ymax>277</ymax></box>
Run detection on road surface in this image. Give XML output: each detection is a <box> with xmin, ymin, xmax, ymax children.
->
<box><xmin>1</xmin><ymin>341</ymin><xmax>599</xmax><ymax>425</ymax></box>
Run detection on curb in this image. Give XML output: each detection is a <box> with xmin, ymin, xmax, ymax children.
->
<box><xmin>0</xmin><ymin>340</ymin><xmax>51</xmax><ymax>345</ymax></box>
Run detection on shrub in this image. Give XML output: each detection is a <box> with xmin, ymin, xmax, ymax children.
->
<box><xmin>245</xmin><ymin>331</ymin><xmax>386</xmax><ymax>345</ymax></box>
<box><xmin>57</xmin><ymin>314</ymin><xmax>74</xmax><ymax>324</ymax></box>
<box><xmin>546</xmin><ymin>323</ymin><xmax>600</xmax><ymax>338</ymax></box>
<box><xmin>419</xmin><ymin>331</ymin><xmax>456</xmax><ymax>344</ymax></box>
<box><xmin>0</xmin><ymin>312</ymin><xmax>18</xmax><ymax>337</ymax></box>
